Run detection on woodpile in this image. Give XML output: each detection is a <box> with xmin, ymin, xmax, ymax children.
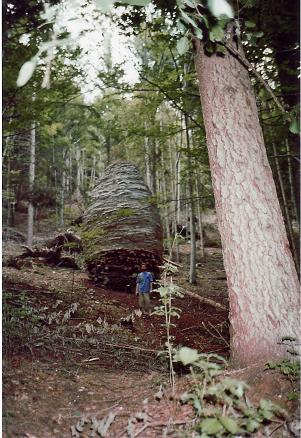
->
<box><xmin>81</xmin><ymin>162</ymin><xmax>163</xmax><ymax>291</ymax></box>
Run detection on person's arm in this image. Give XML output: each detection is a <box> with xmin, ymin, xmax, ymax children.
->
<box><xmin>149</xmin><ymin>273</ymin><xmax>153</xmax><ymax>293</ymax></box>
<box><xmin>136</xmin><ymin>274</ymin><xmax>139</xmax><ymax>295</ymax></box>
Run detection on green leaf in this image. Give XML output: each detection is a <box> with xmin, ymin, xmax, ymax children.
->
<box><xmin>193</xmin><ymin>27</ymin><xmax>203</xmax><ymax>39</ymax></box>
<box><xmin>261</xmin><ymin>409</ymin><xmax>274</xmax><ymax>420</ymax></box>
<box><xmin>216</xmin><ymin>43</ymin><xmax>227</xmax><ymax>54</ymax></box>
<box><xmin>259</xmin><ymin>399</ymin><xmax>273</xmax><ymax>411</ymax></box>
<box><xmin>259</xmin><ymin>399</ymin><xmax>275</xmax><ymax>420</ymax></box>
<box><xmin>219</xmin><ymin>416</ymin><xmax>239</xmax><ymax>434</ymax></box>
<box><xmin>177</xmin><ymin>36</ymin><xmax>190</xmax><ymax>55</ymax></box>
<box><xmin>94</xmin><ymin>0</ymin><xmax>115</xmax><ymax>11</ymax></box>
<box><xmin>120</xmin><ymin>0</ymin><xmax>151</xmax><ymax>5</ymax></box>
<box><xmin>174</xmin><ymin>346</ymin><xmax>199</xmax><ymax>365</ymax></box>
<box><xmin>182</xmin><ymin>0</ymin><xmax>198</xmax><ymax>7</ymax></box>
<box><xmin>199</xmin><ymin>418</ymin><xmax>223</xmax><ymax>435</ymax></box>
<box><xmin>254</xmin><ymin>31</ymin><xmax>264</xmax><ymax>38</ymax></box>
<box><xmin>287</xmin><ymin>391</ymin><xmax>298</xmax><ymax>401</ymax></box>
<box><xmin>193</xmin><ymin>397</ymin><xmax>202</xmax><ymax>414</ymax></box>
<box><xmin>16</xmin><ymin>56</ymin><xmax>38</xmax><ymax>87</ymax></box>
<box><xmin>245</xmin><ymin>20</ymin><xmax>256</xmax><ymax>28</ymax></box>
<box><xmin>209</xmin><ymin>25</ymin><xmax>225</xmax><ymax>42</ymax></box>
<box><xmin>289</xmin><ymin>118</ymin><xmax>300</xmax><ymax>134</ymax></box>
<box><xmin>207</xmin><ymin>0</ymin><xmax>234</xmax><ymax>19</ymax></box>
<box><xmin>180</xmin><ymin>9</ymin><xmax>199</xmax><ymax>29</ymax></box>
<box><xmin>246</xmin><ymin>418</ymin><xmax>261</xmax><ymax>432</ymax></box>
<box><xmin>176</xmin><ymin>19</ymin><xmax>187</xmax><ymax>34</ymax></box>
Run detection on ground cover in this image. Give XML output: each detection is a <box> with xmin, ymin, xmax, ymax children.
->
<box><xmin>2</xmin><ymin>237</ymin><xmax>299</xmax><ymax>437</ymax></box>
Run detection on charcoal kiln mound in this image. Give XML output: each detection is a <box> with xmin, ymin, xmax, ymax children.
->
<box><xmin>81</xmin><ymin>162</ymin><xmax>163</xmax><ymax>291</ymax></box>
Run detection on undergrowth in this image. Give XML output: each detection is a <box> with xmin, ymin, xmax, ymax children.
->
<box><xmin>174</xmin><ymin>347</ymin><xmax>289</xmax><ymax>437</ymax></box>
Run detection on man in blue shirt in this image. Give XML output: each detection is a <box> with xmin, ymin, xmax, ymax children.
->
<box><xmin>136</xmin><ymin>263</ymin><xmax>153</xmax><ymax>316</ymax></box>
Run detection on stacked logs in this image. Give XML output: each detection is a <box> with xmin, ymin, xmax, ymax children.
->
<box><xmin>81</xmin><ymin>162</ymin><xmax>163</xmax><ymax>291</ymax></box>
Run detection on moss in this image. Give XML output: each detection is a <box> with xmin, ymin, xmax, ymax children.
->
<box><xmin>63</xmin><ymin>242</ymin><xmax>81</xmax><ymax>250</ymax></box>
<box><xmin>81</xmin><ymin>227</ymin><xmax>106</xmax><ymax>254</ymax></box>
<box><xmin>84</xmin><ymin>208</ymin><xmax>136</xmax><ymax>230</ymax></box>
<box><xmin>115</xmin><ymin>207</ymin><xmax>136</xmax><ymax>218</ymax></box>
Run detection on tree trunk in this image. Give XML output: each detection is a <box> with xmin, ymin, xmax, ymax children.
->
<box><xmin>161</xmin><ymin>148</ymin><xmax>171</xmax><ymax>254</ymax></box>
<box><xmin>194</xmin><ymin>37</ymin><xmax>300</xmax><ymax>367</ymax></box>
<box><xmin>27</xmin><ymin>121</ymin><xmax>36</xmax><ymax>248</ymax></box>
<box><xmin>89</xmin><ymin>155</ymin><xmax>96</xmax><ymax>189</ymax></box>
<box><xmin>285</xmin><ymin>139</ymin><xmax>298</xmax><ymax>223</ymax></box>
<box><xmin>195</xmin><ymin>171</ymin><xmax>205</xmax><ymax>259</ymax></box>
<box><xmin>185</xmin><ymin>120</ymin><xmax>197</xmax><ymax>284</ymax></box>
<box><xmin>271</xmin><ymin>142</ymin><xmax>298</xmax><ymax>268</ymax></box>
<box><xmin>60</xmin><ymin>169</ymin><xmax>65</xmax><ymax>227</ymax></box>
<box><xmin>74</xmin><ymin>145</ymin><xmax>82</xmax><ymax>200</ymax></box>
<box><xmin>144</xmin><ymin>122</ymin><xmax>152</xmax><ymax>191</ymax></box>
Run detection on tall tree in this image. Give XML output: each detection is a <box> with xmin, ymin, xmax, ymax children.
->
<box><xmin>194</xmin><ymin>28</ymin><xmax>299</xmax><ymax>366</ymax></box>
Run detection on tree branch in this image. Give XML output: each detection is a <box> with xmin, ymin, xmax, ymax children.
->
<box><xmin>140</xmin><ymin>75</ymin><xmax>203</xmax><ymax>129</ymax></box>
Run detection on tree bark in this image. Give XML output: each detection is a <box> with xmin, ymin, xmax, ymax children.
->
<box><xmin>27</xmin><ymin>121</ymin><xmax>36</xmax><ymax>248</ymax></box>
<box><xmin>185</xmin><ymin>120</ymin><xmax>197</xmax><ymax>284</ymax></box>
<box><xmin>271</xmin><ymin>142</ymin><xmax>298</xmax><ymax>268</ymax></box>
<box><xmin>285</xmin><ymin>139</ymin><xmax>298</xmax><ymax>222</ymax></box>
<box><xmin>195</xmin><ymin>171</ymin><xmax>205</xmax><ymax>259</ymax></box>
<box><xmin>194</xmin><ymin>37</ymin><xmax>300</xmax><ymax>367</ymax></box>
<box><xmin>144</xmin><ymin>122</ymin><xmax>152</xmax><ymax>191</ymax></box>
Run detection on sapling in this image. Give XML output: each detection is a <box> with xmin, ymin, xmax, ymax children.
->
<box><xmin>152</xmin><ymin>232</ymin><xmax>184</xmax><ymax>392</ymax></box>
<box><xmin>152</xmin><ymin>262</ymin><xmax>184</xmax><ymax>392</ymax></box>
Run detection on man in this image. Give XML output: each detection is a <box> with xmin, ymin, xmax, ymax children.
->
<box><xmin>136</xmin><ymin>263</ymin><xmax>153</xmax><ymax>317</ymax></box>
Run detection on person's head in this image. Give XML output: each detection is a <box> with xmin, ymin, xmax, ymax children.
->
<box><xmin>141</xmin><ymin>263</ymin><xmax>147</xmax><ymax>271</ymax></box>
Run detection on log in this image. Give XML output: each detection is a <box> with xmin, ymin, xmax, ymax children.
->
<box><xmin>183</xmin><ymin>289</ymin><xmax>228</xmax><ymax>311</ymax></box>
<box><xmin>81</xmin><ymin>162</ymin><xmax>163</xmax><ymax>290</ymax></box>
<box><xmin>4</xmin><ymin>245</ymin><xmax>79</xmax><ymax>269</ymax></box>
<box><xmin>46</xmin><ymin>230</ymin><xmax>82</xmax><ymax>253</ymax></box>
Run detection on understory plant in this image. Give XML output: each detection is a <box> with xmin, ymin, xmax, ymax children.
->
<box><xmin>174</xmin><ymin>347</ymin><xmax>287</xmax><ymax>437</ymax></box>
<box><xmin>152</xmin><ymin>232</ymin><xmax>185</xmax><ymax>392</ymax></box>
<box><xmin>266</xmin><ymin>358</ymin><xmax>300</xmax><ymax>401</ymax></box>
<box><xmin>152</xmin><ymin>261</ymin><xmax>184</xmax><ymax>392</ymax></box>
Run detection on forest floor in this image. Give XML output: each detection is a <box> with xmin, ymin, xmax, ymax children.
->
<box><xmin>2</xmin><ymin>221</ymin><xmax>300</xmax><ymax>438</ymax></box>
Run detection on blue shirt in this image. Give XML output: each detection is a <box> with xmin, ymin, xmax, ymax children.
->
<box><xmin>137</xmin><ymin>271</ymin><xmax>153</xmax><ymax>293</ymax></box>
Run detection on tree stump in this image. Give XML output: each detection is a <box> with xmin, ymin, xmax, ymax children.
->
<box><xmin>81</xmin><ymin>162</ymin><xmax>163</xmax><ymax>291</ymax></box>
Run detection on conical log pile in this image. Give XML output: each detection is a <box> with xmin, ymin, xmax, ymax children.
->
<box><xmin>81</xmin><ymin>162</ymin><xmax>163</xmax><ymax>290</ymax></box>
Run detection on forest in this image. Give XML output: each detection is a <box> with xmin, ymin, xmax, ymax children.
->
<box><xmin>2</xmin><ymin>0</ymin><xmax>300</xmax><ymax>437</ymax></box>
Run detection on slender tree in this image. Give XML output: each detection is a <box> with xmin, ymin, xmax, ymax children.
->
<box><xmin>27</xmin><ymin>118</ymin><xmax>36</xmax><ymax>247</ymax></box>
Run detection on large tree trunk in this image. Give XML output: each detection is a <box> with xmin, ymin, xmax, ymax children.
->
<box><xmin>81</xmin><ymin>162</ymin><xmax>163</xmax><ymax>291</ymax></box>
<box><xmin>194</xmin><ymin>37</ymin><xmax>300</xmax><ymax>368</ymax></box>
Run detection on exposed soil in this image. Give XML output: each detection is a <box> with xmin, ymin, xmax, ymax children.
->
<box><xmin>2</xmin><ymin>234</ymin><xmax>300</xmax><ymax>437</ymax></box>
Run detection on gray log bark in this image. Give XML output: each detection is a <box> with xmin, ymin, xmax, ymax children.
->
<box><xmin>82</xmin><ymin>162</ymin><xmax>163</xmax><ymax>290</ymax></box>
